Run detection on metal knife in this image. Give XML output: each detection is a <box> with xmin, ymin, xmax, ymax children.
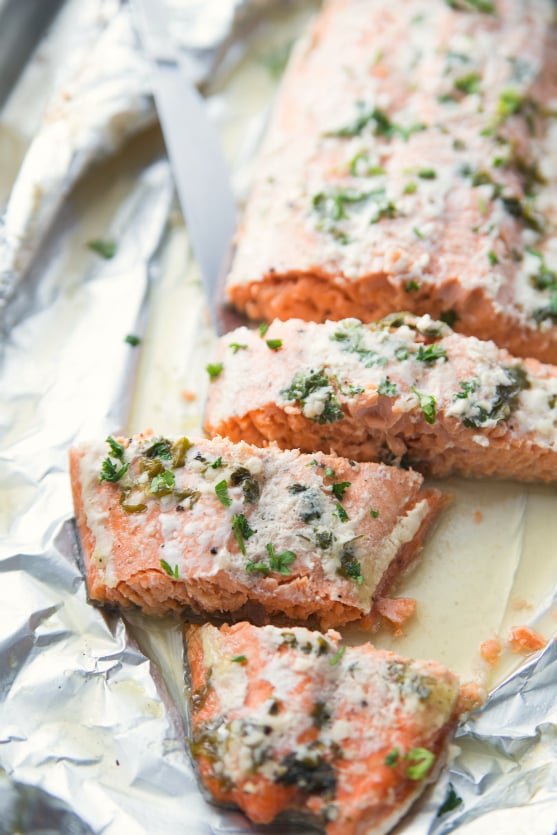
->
<box><xmin>0</xmin><ymin>0</ymin><xmax>65</xmax><ymax>111</ymax></box>
<box><xmin>130</xmin><ymin>0</ymin><xmax>240</xmax><ymax>336</ymax></box>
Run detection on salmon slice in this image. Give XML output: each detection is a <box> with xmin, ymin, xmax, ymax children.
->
<box><xmin>69</xmin><ymin>433</ymin><xmax>445</xmax><ymax>627</ymax></box>
<box><xmin>186</xmin><ymin>621</ymin><xmax>463</xmax><ymax>834</ymax></box>
<box><xmin>226</xmin><ymin>0</ymin><xmax>557</xmax><ymax>363</ymax></box>
<box><xmin>204</xmin><ymin>314</ymin><xmax>557</xmax><ymax>481</ymax></box>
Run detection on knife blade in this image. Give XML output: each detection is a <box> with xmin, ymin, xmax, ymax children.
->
<box><xmin>131</xmin><ymin>0</ymin><xmax>239</xmax><ymax>336</ymax></box>
<box><xmin>0</xmin><ymin>0</ymin><xmax>64</xmax><ymax>110</ymax></box>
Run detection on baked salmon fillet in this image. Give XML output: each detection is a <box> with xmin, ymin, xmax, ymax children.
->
<box><xmin>226</xmin><ymin>0</ymin><xmax>557</xmax><ymax>363</ymax></box>
<box><xmin>186</xmin><ymin>622</ymin><xmax>462</xmax><ymax>834</ymax></box>
<box><xmin>204</xmin><ymin>314</ymin><xmax>557</xmax><ymax>481</ymax></box>
<box><xmin>69</xmin><ymin>433</ymin><xmax>445</xmax><ymax>627</ymax></box>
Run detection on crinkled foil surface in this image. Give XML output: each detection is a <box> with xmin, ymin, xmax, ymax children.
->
<box><xmin>1</xmin><ymin>2</ymin><xmax>556</xmax><ymax>833</ymax></box>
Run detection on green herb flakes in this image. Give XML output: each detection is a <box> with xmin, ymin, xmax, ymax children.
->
<box><xmin>415</xmin><ymin>344</ymin><xmax>448</xmax><ymax>364</ymax></box>
<box><xmin>488</xmin><ymin>250</ymin><xmax>499</xmax><ymax>265</ymax></box>
<box><xmin>259</xmin><ymin>322</ymin><xmax>270</xmax><ymax>337</ymax></box>
<box><xmin>406</xmin><ymin>748</ymin><xmax>435</xmax><ymax>780</ymax></box>
<box><xmin>99</xmin><ymin>458</ymin><xmax>129</xmax><ymax>483</ymax></box>
<box><xmin>417</xmin><ymin>168</ymin><xmax>436</xmax><ymax>180</ymax></box>
<box><xmin>125</xmin><ymin>334</ymin><xmax>141</xmax><ymax>346</ymax></box>
<box><xmin>454</xmin><ymin>72</ymin><xmax>481</xmax><ymax>95</ymax></box>
<box><xmin>160</xmin><ymin>559</ymin><xmax>179</xmax><ymax>578</ymax></box>
<box><xmin>329</xmin><ymin>646</ymin><xmax>346</xmax><ymax>666</ymax></box>
<box><xmin>99</xmin><ymin>436</ymin><xmax>128</xmax><ymax>483</ymax></box>
<box><xmin>246</xmin><ymin>560</ymin><xmax>269</xmax><ymax>575</ymax></box>
<box><xmin>404</xmin><ymin>181</ymin><xmax>418</xmax><ymax>194</ymax></box>
<box><xmin>378</xmin><ymin>377</ymin><xmax>397</xmax><ymax>397</ymax></box>
<box><xmin>231</xmin><ymin>655</ymin><xmax>248</xmax><ymax>664</ymax></box>
<box><xmin>229</xmin><ymin>343</ymin><xmax>247</xmax><ymax>353</ymax></box>
<box><xmin>206</xmin><ymin>363</ymin><xmax>224</xmax><ymax>380</ymax></box>
<box><xmin>87</xmin><ymin>238</ymin><xmax>116</xmax><ymax>259</ymax></box>
<box><xmin>412</xmin><ymin>388</ymin><xmax>437</xmax><ymax>424</ymax></box>
<box><xmin>215</xmin><ymin>480</ymin><xmax>232</xmax><ymax>507</ymax></box>
<box><xmin>266</xmin><ymin>338</ymin><xmax>283</xmax><ymax>351</ymax></box>
<box><xmin>370</xmin><ymin>507</ymin><xmax>380</xmax><ymax>518</ymax></box>
<box><xmin>331</xmin><ymin>481</ymin><xmax>351</xmax><ymax>501</ymax></box>
<box><xmin>281</xmin><ymin>368</ymin><xmax>344</xmax><ymax>424</ymax></box>
<box><xmin>232</xmin><ymin>513</ymin><xmax>255</xmax><ymax>555</ymax></box>
<box><xmin>150</xmin><ymin>470</ymin><xmax>175</xmax><ymax>495</ymax></box>
<box><xmin>384</xmin><ymin>748</ymin><xmax>400</xmax><ymax>767</ymax></box>
<box><xmin>267</xmin><ymin>543</ymin><xmax>296</xmax><ymax>575</ymax></box>
<box><xmin>437</xmin><ymin>783</ymin><xmax>463</xmax><ymax>816</ymax></box>
<box><xmin>211</xmin><ymin>457</ymin><xmax>223</xmax><ymax>469</ymax></box>
<box><xmin>334</xmin><ymin>502</ymin><xmax>349</xmax><ymax>522</ymax></box>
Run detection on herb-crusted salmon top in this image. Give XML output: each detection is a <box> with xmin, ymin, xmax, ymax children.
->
<box><xmin>70</xmin><ymin>434</ymin><xmax>445</xmax><ymax>626</ymax></box>
<box><xmin>204</xmin><ymin>314</ymin><xmax>557</xmax><ymax>481</ymax></box>
<box><xmin>186</xmin><ymin>621</ymin><xmax>462</xmax><ymax>835</ymax></box>
<box><xmin>227</xmin><ymin>0</ymin><xmax>557</xmax><ymax>362</ymax></box>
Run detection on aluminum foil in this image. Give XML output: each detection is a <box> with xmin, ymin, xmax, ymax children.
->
<box><xmin>1</xmin><ymin>1</ymin><xmax>556</xmax><ymax>833</ymax></box>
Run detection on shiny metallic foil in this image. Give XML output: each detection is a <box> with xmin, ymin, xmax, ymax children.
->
<box><xmin>0</xmin><ymin>1</ymin><xmax>556</xmax><ymax>833</ymax></box>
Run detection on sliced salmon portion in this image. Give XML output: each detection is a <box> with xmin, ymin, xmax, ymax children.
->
<box><xmin>69</xmin><ymin>433</ymin><xmax>445</xmax><ymax>627</ymax></box>
<box><xmin>226</xmin><ymin>0</ymin><xmax>557</xmax><ymax>363</ymax></box>
<box><xmin>204</xmin><ymin>314</ymin><xmax>557</xmax><ymax>481</ymax></box>
<box><xmin>186</xmin><ymin>621</ymin><xmax>463</xmax><ymax>834</ymax></box>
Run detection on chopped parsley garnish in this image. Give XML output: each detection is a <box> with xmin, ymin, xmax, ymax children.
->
<box><xmin>329</xmin><ymin>646</ymin><xmax>346</xmax><ymax>666</ymax></box>
<box><xmin>266</xmin><ymin>338</ymin><xmax>282</xmax><ymax>350</ymax></box>
<box><xmin>415</xmin><ymin>344</ymin><xmax>448</xmax><ymax>364</ymax></box>
<box><xmin>348</xmin><ymin>150</ymin><xmax>385</xmax><ymax>177</ymax></box>
<box><xmin>215</xmin><ymin>480</ymin><xmax>232</xmax><ymax>506</ymax></box>
<box><xmin>445</xmin><ymin>0</ymin><xmax>495</xmax><ymax>12</ymax></box>
<box><xmin>160</xmin><ymin>559</ymin><xmax>179</xmax><ymax>578</ymax></box>
<box><xmin>100</xmin><ymin>458</ymin><xmax>129</xmax><ymax>483</ymax></box>
<box><xmin>334</xmin><ymin>502</ymin><xmax>349</xmax><ymax>522</ymax></box>
<box><xmin>533</xmin><ymin>293</ymin><xmax>557</xmax><ymax>325</ymax></box>
<box><xmin>437</xmin><ymin>783</ymin><xmax>463</xmax><ymax>816</ymax></box>
<box><xmin>211</xmin><ymin>456</ymin><xmax>223</xmax><ymax>469</ymax></box>
<box><xmin>259</xmin><ymin>322</ymin><xmax>269</xmax><ymax>337</ymax></box>
<box><xmin>440</xmin><ymin>309</ymin><xmax>458</xmax><ymax>327</ymax></box>
<box><xmin>106</xmin><ymin>436</ymin><xmax>126</xmax><ymax>461</ymax></box>
<box><xmin>488</xmin><ymin>250</ymin><xmax>499</xmax><ymax>265</ymax></box>
<box><xmin>395</xmin><ymin>346</ymin><xmax>409</xmax><ymax>361</ymax></box>
<box><xmin>370</xmin><ymin>507</ymin><xmax>380</xmax><ymax>518</ymax></box>
<box><xmin>150</xmin><ymin>470</ymin><xmax>175</xmax><ymax>495</ymax></box>
<box><xmin>332</xmin><ymin>320</ymin><xmax>388</xmax><ymax>367</ymax></box>
<box><xmin>412</xmin><ymin>387</ymin><xmax>437</xmax><ymax>424</ymax></box>
<box><xmin>326</xmin><ymin>101</ymin><xmax>425</xmax><ymax>142</ymax></box>
<box><xmin>406</xmin><ymin>748</ymin><xmax>436</xmax><ymax>780</ymax></box>
<box><xmin>454</xmin><ymin>379</ymin><xmax>478</xmax><ymax>399</ymax></box>
<box><xmin>125</xmin><ymin>334</ymin><xmax>141</xmax><ymax>346</ymax></box>
<box><xmin>87</xmin><ymin>238</ymin><xmax>117</xmax><ymax>259</ymax></box>
<box><xmin>232</xmin><ymin>513</ymin><xmax>255</xmax><ymax>555</ymax></box>
<box><xmin>461</xmin><ymin>365</ymin><xmax>529</xmax><ymax>427</ymax></box>
<box><xmin>281</xmin><ymin>368</ymin><xmax>344</xmax><ymax>424</ymax></box>
<box><xmin>406</xmin><ymin>277</ymin><xmax>422</xmax><ymax>288</ymax></box>
<box><xmin>145</xmin><ymin>440</ymin><xmax>172</xmax><ymax>460</ymax></box>
<box><xmin>231</xmin><ymin>654</ymin><xmax>248</xmax><ymax>664</ymax></box>
<box><xmin>417</xmin><ymin>168</ymin><xmax>437</xmax><ymax>180</ymax></box>
<box><xmin>99</xmin><ymin>436</ymin><xmax>129</xmax><ymax>483</ymax></box>
<box><xmin>267</xmin><ymin>543</ymin><xmax>296</xmax><ymax>574</ymax></box>
<box><xmin>331</xmin><ymin>481</ymin><xmax>351</xmax><ymax>500</ymax></box>
<box><xmin>206</xmin><ymin>363</ymin><xmax>224</xmax><ymax>379</ymax></box>
<box><xmin>404</xmin><ymin>181</ymin><xmax>417</xmax><ymax>194</ymax></box>
<box><xmin>384</xmin><ymin>748</ymin><xmax>400</xmax><ymax>767</ymax></box>
<box><xmin>378</xmin><ymin>377</ymin><xmax>397</xmax><ymax>396</ymax></box>
<box><xmin>246</xmin><ymin>560</ymin><xmax>269</xmax><ymax>575</ymax></box>
<box><xmin>454</xmin><ymin>72</ymin><xmax>481</xmax><ymax>95</ymax></box>
<box><xmin>324</xmin><ymin>466</ymin><xmax>335</xmax><ymax>478</ymax></box>
<box><xmin>229</xmin><ymin>342</ymin><xmax>247</xmax><ymax>353</ymax></box>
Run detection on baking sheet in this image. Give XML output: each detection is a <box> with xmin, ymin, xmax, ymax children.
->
<box><xmin>1</xmin><ymin>1</ymin><xmax>556</xmax><ymax>833</ymax></box>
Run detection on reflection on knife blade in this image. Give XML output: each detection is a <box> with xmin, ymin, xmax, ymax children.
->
<box><xmin>131</xmin><ymin>0</ymin><xmax>242</xmax><ymax>336</ymax></box>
